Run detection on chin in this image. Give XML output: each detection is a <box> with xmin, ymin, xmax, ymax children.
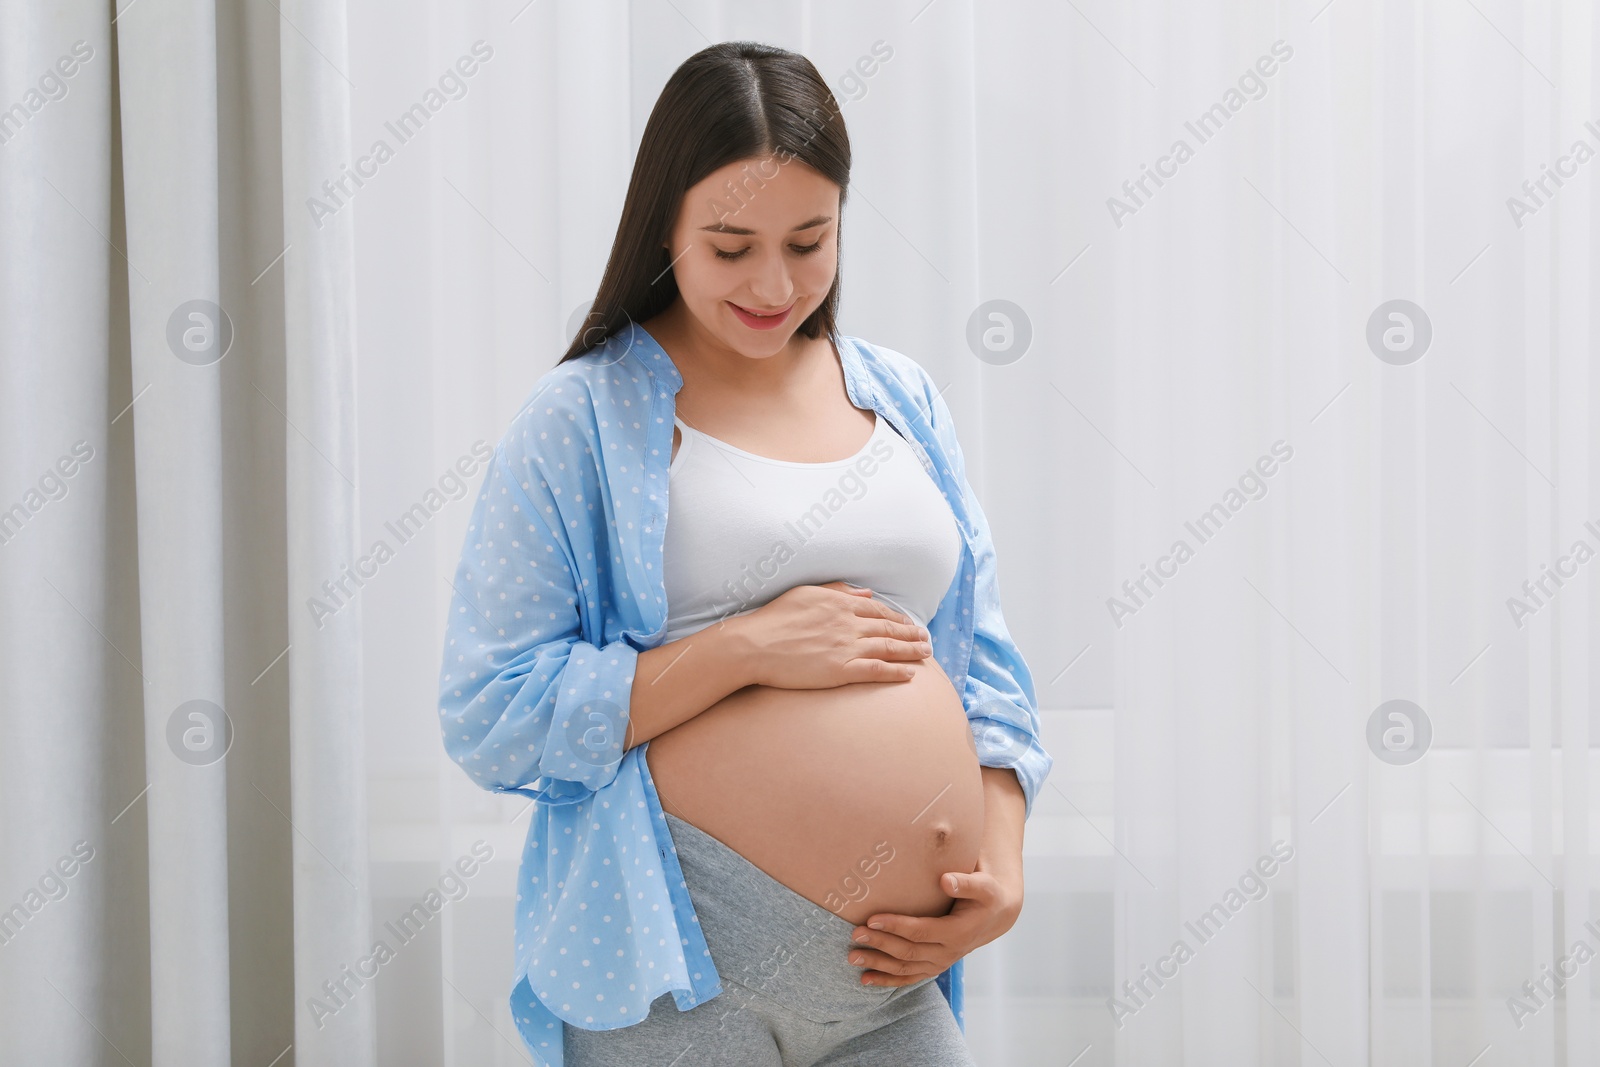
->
<box><xmin>727</xmin><ymin>336</ymin><xmax>792</xmax><ymax>359</ymax></box>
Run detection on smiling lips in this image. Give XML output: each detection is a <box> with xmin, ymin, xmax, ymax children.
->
<box><xmin>728</xmin><ymin>300</ymin><xmax>795</xmax><ymax>330</ymax></box>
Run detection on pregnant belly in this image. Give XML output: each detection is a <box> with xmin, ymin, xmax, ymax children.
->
<box><xmin>643</xmin><ymin>656</ymin><xmax>985</xmax><ymax>928</ymax></box>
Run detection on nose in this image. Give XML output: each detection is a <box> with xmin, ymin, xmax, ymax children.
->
<box><xmin>746</xmin><ymin>248</ymin><xmax>795</xmax><ymax>308</ymax></box>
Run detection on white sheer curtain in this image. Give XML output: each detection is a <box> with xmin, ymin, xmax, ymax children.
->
<box><xmin>1100</xmin><ymin>2</ymin><xmax>1595</xmax><ymax>1064</ymax></box>
<box><xmin>355</xmin><ymin>2</ymin><xmax>1599</xmax><ymax>1065</ymax></box>
<box><xmin>4</xmin><ymin>1</ymin><xmax>1596</xmax><ymax>1065</ymax></box>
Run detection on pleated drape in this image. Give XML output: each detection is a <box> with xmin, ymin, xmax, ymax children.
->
<box><xmin>0</xmin><ymin>6</ymin><xmax>142</xmax><ymax>1066</ymax></box>
<box><xmin>116</xmin><ymin>4</ymin><xmax>233</xmax><ymax>1061</ymax></box>
<box><xmin>0</xmin><ymin>1</ymin><xmax>371</xmax><ymax>1064</ymax></box>
<box><xmin>277</xmin><ymin>0</ymin><xmax>375</xmax><ymax>1064</ymax></box>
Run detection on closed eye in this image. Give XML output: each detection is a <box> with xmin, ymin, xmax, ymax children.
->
<box><xmin>714</xmin><ymin>241</ymin><xmax>824</xmax><ymax>261</ymax></box>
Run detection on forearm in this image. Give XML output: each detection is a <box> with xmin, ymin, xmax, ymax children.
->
<box><xmin>979</xmin><ymin>765</ymin><xmax>1027</xmax><ymax>881</ymax></box>
<box><xmin>623</xmin><ymin>617</ymin><xmax>759</xmax><ymax>750</ymax></box>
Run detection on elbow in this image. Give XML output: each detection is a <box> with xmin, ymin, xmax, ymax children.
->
<box><xmin>536</xmin><ymin>638</ymin><xmax>640</xmax><ymax>794</ymax></box>
<box><xmin>969</xmin><ymin>710</ymin><xmax>1053</xmax><ymax>822</ymax></box>
<box><xmin>439</xmin><ymin>705</ymin><xmax>545</xmax><ymax>796</ymax></box>
<box><xmin>441</xmin><ymin>715</ymin><xmax>618</xmax><ymax>803</ymax></box>
<box><xmin>438</xmin><ymin>674</ymin><xmax>632</xmax><ymax>801</ymax></box>
<box><xmin>438</xmin><ymin>629</ymin><xmax>641</xmax><ymax>801</ymax></box>
<box><xmin>532</xmin><ymin>697</ymin><xmax>628</xmax><ymax>795</ymax></box>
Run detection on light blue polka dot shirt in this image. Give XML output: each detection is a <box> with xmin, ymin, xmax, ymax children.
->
<box><xmin>438</xmin><ymin>323</ymin><xmax>1053</xmax><ymax>1066</ymax></box>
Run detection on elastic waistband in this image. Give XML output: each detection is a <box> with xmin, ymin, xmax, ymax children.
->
<box><xmin>664</xmin><ymin>812</ymin><xmax>934</xmax><ymax>1022</ymax></box>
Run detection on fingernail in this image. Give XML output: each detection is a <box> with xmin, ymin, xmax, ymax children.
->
<box><xmin>869</xmin><ymin>922</ymin><xmax>884</xmax><ymax>930</ymax></box>
<box><xmin>851</xmin><ymin>955</ymin><xmax>865</xmax><ymax>965</ymax></box>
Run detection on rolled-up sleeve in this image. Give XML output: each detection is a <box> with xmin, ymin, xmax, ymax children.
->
<box><xmin>923</xmin><ymin>379</ymin><xmax>1054</xmax><ymax>821</ymax></box>
<box><xmin>437</xmin><ymin>420</ymin><xmax>638</xmax><ymax>806</ymax></box>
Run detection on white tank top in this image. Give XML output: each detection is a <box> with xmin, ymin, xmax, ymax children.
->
<box><xmin>661</xmin><ymin>408</ymin><xmax>963</xmax><ymax>644</ymax></box>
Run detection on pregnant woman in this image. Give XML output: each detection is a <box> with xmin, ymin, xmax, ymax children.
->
<box><xmin>439</xmin><ymin>41</ymin><xmax>1051</xmax><ymax>1067</ymax></box>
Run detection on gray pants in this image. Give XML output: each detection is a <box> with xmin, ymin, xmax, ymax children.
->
<box><xmin>562</xmin><ymin>812</ymin><xmax>978</xmax><ymax>1066</ymax></box>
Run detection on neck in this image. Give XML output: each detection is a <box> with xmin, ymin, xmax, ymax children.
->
<box><xmin>652</xmin><ymin>300</ymin><xmax>814</xmax><ymax>395</ymax></box>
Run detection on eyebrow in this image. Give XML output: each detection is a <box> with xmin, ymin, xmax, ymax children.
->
<box><xmin>698</xmin><ymin>214</ymin><xmax>833</xmax><ymax>236</ymax></box>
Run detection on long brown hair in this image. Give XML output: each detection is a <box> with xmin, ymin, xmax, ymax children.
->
<box><xmin>559</xmin><ymin>41</ymin><xmax>851</xmax><ymax>364</ymax></box>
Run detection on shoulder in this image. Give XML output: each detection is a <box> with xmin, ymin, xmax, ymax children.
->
<box><xmin>840</xmin><ymin>333</ymin><xmax>952</xmax><ymax>441</ymax></box>
<box><xmin>497</xmin><ymin>332</ymin><xmax>661</xmax><ymax>465</ymax></box>
<box><xmin>841</xmin><ymin>333</ymin><xmax>969</xmax><ymax>468</ymax></box>
<box><xmin>838</xmin><ymin>333</ymin><xmax>938</xmax><ymax>410</ymax></box>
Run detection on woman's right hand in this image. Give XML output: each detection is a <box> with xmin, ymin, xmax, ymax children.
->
<box><xmin>739</xmin><ymin>580</ymin><xmax>934</xmax><ymax>689</ymax></box>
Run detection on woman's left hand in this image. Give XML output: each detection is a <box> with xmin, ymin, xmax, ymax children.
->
<box><xmin>846</xmin><ymin>853</ymin><xmax>1023</xmax><ymax>987</ymax></box>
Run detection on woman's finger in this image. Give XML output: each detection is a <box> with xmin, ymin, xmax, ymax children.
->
<box><xmin>848</xmin><ymin>947</ymin><xmax>935</xmax><ymax>976</ymax></box>
<box><xmin>824</xmin><ymin>580</ymin><xmax>875</xmax><ymax>597</ymax></box>
<box><xmin>850</xmin><ymin>925</ymin><xmax>936</xmax><ymax>963</ymax></box>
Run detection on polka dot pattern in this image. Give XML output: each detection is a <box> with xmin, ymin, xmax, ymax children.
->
<box><xmin>437</xmin><ymin>327</ymin><xmax>1053</xmax><ymax>1065</ymax></box>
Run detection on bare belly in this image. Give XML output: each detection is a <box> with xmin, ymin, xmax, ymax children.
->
<box><xmin>643</xmin><ymin>656</ymin><xmax>986</xmax><ymax>928</ymax></box>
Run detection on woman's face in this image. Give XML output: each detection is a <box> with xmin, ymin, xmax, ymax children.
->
<box><xmin>663</xmin><ymin>153</ymin><xmax>839</xmax><ymax>357</ymax></box>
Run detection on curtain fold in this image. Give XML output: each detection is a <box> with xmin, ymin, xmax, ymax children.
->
<box><xmin>0</xmin><ymin>5</ymin><xmax>138</xmax><ymax>1065</ymax></box>
<box><xmin>115</xmin><ymin>4</ymin><xmax>232</xmax><ymax>1061</ymax></box>
<box><xmin>1</xmin><ymin>1</ymin><xmax>370</xmax><ymax>1064</ymax></box>
<box><xmin>277</xmin><ymin>0</ymin><xmax>374</xmax><ymax>1064</ymax></box>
